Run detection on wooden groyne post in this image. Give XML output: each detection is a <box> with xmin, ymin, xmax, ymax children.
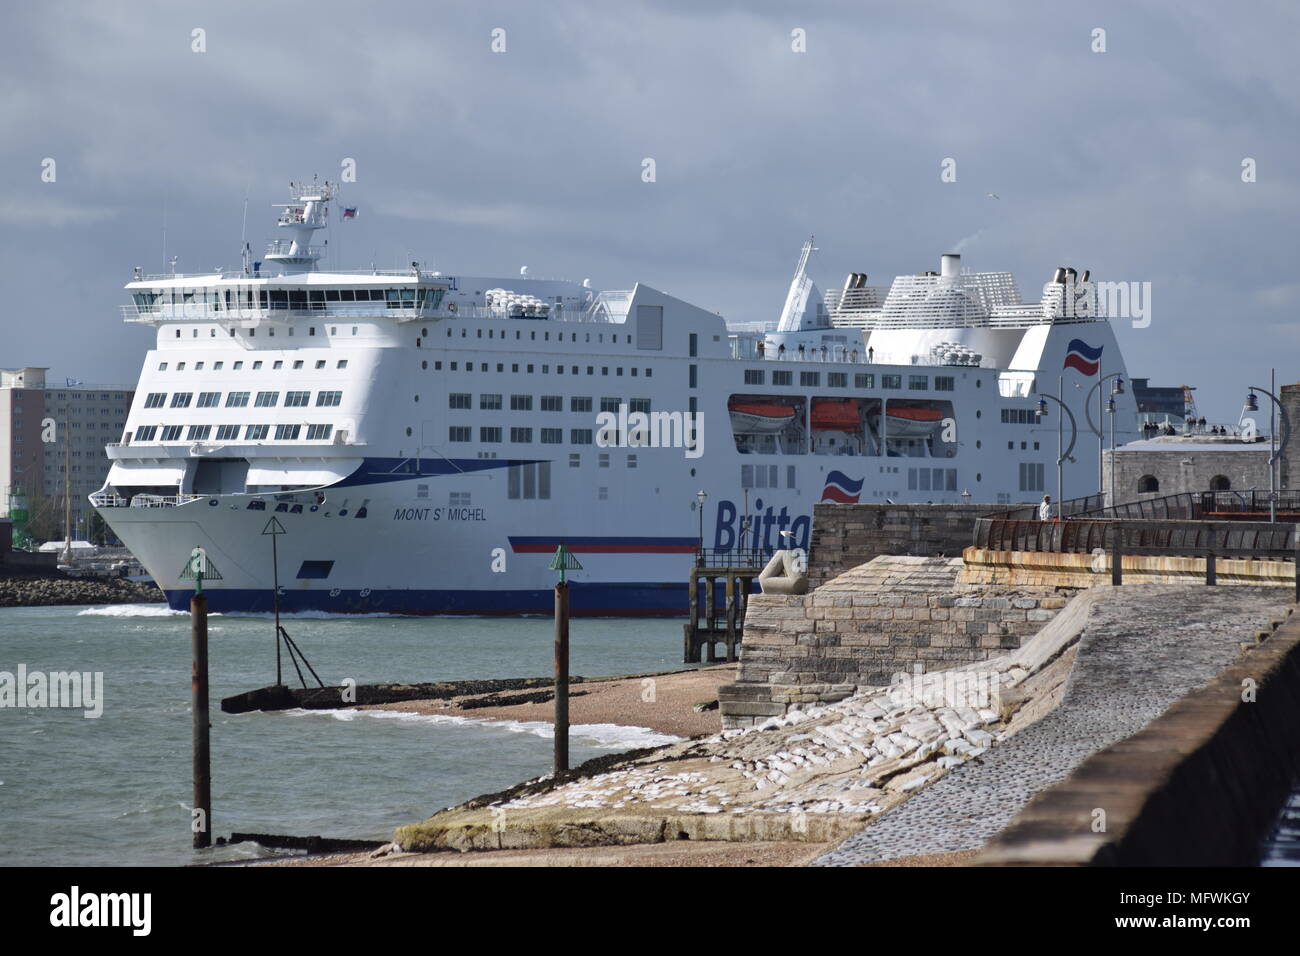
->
<box><xmin>549</xmin><ymin>545</ymin><xmax>582</xmax><ymax>775</ymax></box>
<box><xmin>190</xmin><ymin>548</ymin><xmax>212</xmax><ymax>849</ymax></box>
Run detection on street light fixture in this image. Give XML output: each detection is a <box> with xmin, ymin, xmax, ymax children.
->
<box><xmin>695</xmin><ymin>490</ymin><xmax>708</xmax><ymax>559</ymax></box>
<box><xmin>1034</xmin><ymin>392</ymin><xmax>1079</xmax><ymax>512</ymax></box>
<box><xmin>1245</xmin><ymin>377</ymin><xmax>1290</xmax><ymax>522</ymax></box>
<box><xmin>1084</xmin><ymin>372</ymin><xmax>1126</xmax><ymax>500</ymax></box>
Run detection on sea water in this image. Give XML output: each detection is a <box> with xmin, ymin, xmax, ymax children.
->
<box><xmin>0</xmin><ymin>604</ymin><xmax>685</xmax><ymax>866</ymax></box>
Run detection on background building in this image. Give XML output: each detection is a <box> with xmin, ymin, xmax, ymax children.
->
<box><xmin>0</xmin><ymin>367</ymin><xmax>133</xmax><ymax>544</ymax></box>
<box><xmin>1103</xmin><ymin>434</ymin><xmax>1275</xmax><ymax>503</ymax></box>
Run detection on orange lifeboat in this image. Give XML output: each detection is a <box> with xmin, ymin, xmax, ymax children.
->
<box><xmin>728</xmin><ymin>401</ymin><xmax>797</xmax><ymax>433</ymax></box>
<box><xmin>811</xmin><ymin>399</ymin><xmax>860</xmax><ymax>431</ymax></box>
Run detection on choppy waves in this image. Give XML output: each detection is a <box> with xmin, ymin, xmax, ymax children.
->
<box><xmin>281</xmin><ymin>706</ymin><xmax>682</xmax><ymax>749</ymax></box>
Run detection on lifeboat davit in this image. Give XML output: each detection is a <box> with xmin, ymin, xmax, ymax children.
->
<box><xmin>811</xmin><ymin>399</ymin><xmax>860</xmax><ymax>431</ymax></box>
<box><xmin>729</xmin><ymin>401</ymin><xmax>796</xmax><ymax>433</ymax></box>
<box><xmin>870</xmin><ymin>405</ymin><xmax>946</xmax><ymax>438</ymax></box>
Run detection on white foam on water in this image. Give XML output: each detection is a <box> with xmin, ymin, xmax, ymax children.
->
<box><xmin>279</xmin><ymin>706</ymin><xmax>681</xmax><ymax>749</ymax></box>
<box><xmin>76</xmin><ymin>604</ymin><xmax>196</xmax><ymax>618</ymax></box>
<box><xmin>221</xmin><ymin>609</ymin><xmax>404</xmax><ymax>620</ymax></box>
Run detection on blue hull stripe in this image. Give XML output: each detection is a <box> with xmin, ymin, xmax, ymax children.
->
<box><xmin>332</xmin><ymin>457</ymin><xmax>542</xmax><ymax>487</ymax></box>
<box><xmin>164</xmin><ymin>582</ymin><xmax>712</xmax><ymax>617</ymax></box>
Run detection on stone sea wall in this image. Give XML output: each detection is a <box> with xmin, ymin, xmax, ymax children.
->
<box><xmin>808</xmin><ymin>503</ymin><xmax>993</xmax><ymax>588</ymax></box>
<box><xmin>980</xmin><ymin>604</ymin><xmax>1300</xmax><ymax>866</ymax></box>
<box><xmin>719</xmin><ymin>556</ymin><xmax>1074</xmax><ymax>728</ymax></box>
<box><xmin>0</xmin><ymin>575</ymin><xmax>163</xmax><ymax>608</ymax></box>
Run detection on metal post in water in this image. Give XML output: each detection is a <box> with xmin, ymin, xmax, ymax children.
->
<box><xmin>554</xmin><ymin>580</ymin><xmax>569</xmax><ymax>774</ymax></box>
<box><xmin>191</xmin><ymin>572</ymin><xmax>211</xmax><ymax>849</ymax></box>
<box><xmin>547</xmin><ymin>544</ymin><xmax>582</xmax><ymax>775</ymax></box>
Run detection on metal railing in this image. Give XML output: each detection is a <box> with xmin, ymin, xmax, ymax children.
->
<box><xmin>89</xmin><ymin>493</ymin><xmax>203</xmax><ymax>509</ymax></box>
<box><xmin>692</xmin><ymin>547</ymin><xmax>779</xmax><ymax>570</ymax></box>
<box><xmin>1073</xmin><ymin>490</ymin><xmax>1300</xmax><ymax>521</ymax></box>
<box><xmin>973</xmin><ymin>516</ymin><xmax>1295</xmax><ymax>559</ymax></box>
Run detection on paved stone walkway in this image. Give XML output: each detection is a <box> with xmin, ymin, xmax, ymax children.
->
<box><xmin>814</xmin><ymin>586</ymin><xmax>1292</xmax><ymax>866</ymax></box>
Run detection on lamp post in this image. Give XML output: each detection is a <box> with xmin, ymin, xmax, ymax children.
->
<box><xmin>696</xmin><ymin>490</ymin><xmax>707</xmax><ymax>559</ymax></box>
<box><xmin>1084</xmin><ymin>372</ymin><xmax>1126</xmax><ymax>499</ymax></box>
<box><xmin>1036</xmin><ymin>392</ymin><xmax>1078</xmax><ymax>513</ymax></box>
<box><xmin>1245</xmin><ymin>378</ymin><xmax>1291</xmax><ymax>522</ymax></box>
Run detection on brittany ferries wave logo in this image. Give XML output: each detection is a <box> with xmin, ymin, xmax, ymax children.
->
<box><xmin>820</xmin><ymin>471</ymin><xmax>864</xmax><ymax>503</ymax></box>
<box><xmin>1063</xmin><ymin>339</ymin><xmax>1103</xmax><ymax>376</ymax></box>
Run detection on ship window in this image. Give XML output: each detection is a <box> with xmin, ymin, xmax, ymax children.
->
<box><xmin>541</xmin><ymin>395</ymin><xmax>562</xmax><ymax>411</ymax></box>
<box><xmin>233</xmin><ymin>361</ymin><xmax>243</xmax><ymax>370</ymax></box>
<box><xmin>571</xmin><ymin>429</ymin><xmax>593</xmax><ymax>444</ymax></box>
<box><xmin>855</xmin><ymin>373</ymin><xmax>874</xmax><ymax>388</ymax></box>
<box><xmin>541</xmin><ymin>428</ymin><xmax>563</xmax><ymax>443</ymax></box>
<box><xmin>214</xmin><ymin>362</ymin><xmax>223</xmax><ymax>370</ymax></box>
<box><xmin>449</xmin><ymin>393</ymin><xmax>472</xmax><ymax>409</ymax></box>
<box><xmin>882</xmin><ymin>375</ymin><xmax>901</xmax><ymax>389</ymax></box>
<box><xmin>800</xmin><ymin>371</ymin><xmax>819</xmax><ymax>387</ymax></box>
<box><xmin>773</xmin><ymin>370</ymin><xmax>792</xmax><ymax>386</ymax></box>
<box><xmin>252</xmin><ymin>361</ymin><xmax>263</xmax><ymax>369</ymax></box>
<box><xmin>510</xmin><ymin>427</ymin><xmax>532</xmax><ymax>443</ymax></box>
<box><xmin>255</xmin><ymin>391</ymin><xmax>279</xmax><ymax>407</ymax></box>
<box><xmin>306</xmin><ymin>424</ymin><xmax>333</xmax><ymax>440</ymax></box>
<box><xmin>787</xmin><ymin>465</ymin><xmax>796</xmax><ymax>488</ymax></box>
<box><xmin>909</xmin><ymin>375</ymin><xmax>928</xmax><ymax>390</ymax></box>
<box><xmin>571</xmin><ymin>397</ymin><xmax>593</xmax><ymax>413</ymax></box>
<box><xmin>296</xmin><ymin>560</ymin><xmax>334</xmax><ymax>579</ymax></box>
<box><xmin>337</xmin><ymin>360</ymin><xmax>348</xmax><ymax>369</ymax></box>
<box><xmin>480</xmin><ymin>393</ymin><xmax>502</xmax><ymax>410</ymax></box>
<box><xmin>272</xmin><ymin>361</ymin><xmax>283</xmax><ymax>369</ymax></box>
<box><xmin>511</xmin><ymin>394</ymin><xmax>533</xmax><ymax>411</ymax></box>
<box><xmin>828</xmin><ymin>372</ymin><xmax>847</xmax><ymax>388</ymax></box>
<box><xmin>134</xmin><ymin>425</ymin><xmax>157</xmax><ymax>441</ymax></box>
<box><xmin>186</xmin><ymin>425</ymin><xmax>212</xmax><ymax>440</ymax></box>
<box><xmin>935</xmin><ymin>376</ymin><xmax>955</xmax><ymax>391</ymax></box>
<box><xmin>177</xmin><ymin>362</ymin><xmax>186</xmax><ymax>370</ymax></box>
<box><xmin>599</xmin><ymin>397</ymin><xmax>620</xmax><ymax>413</ymax></box>
<box><xmin>144</xmin><ymin>392</ymin><xmax>166</xmax><ymax>408</ymax></box>
<box><xmin>293</xmin><ymin>360</ymin><xmax>304</xmax><ymax>369</ymax></box>
<box><xmin>310</xmin><ymin>327</ymin><xmax>316</xmax><ymax>335</ymax></box>
<box><xmin>569</xmin><ymin>453</ymin><xmax>581</xmax><ymax>468</ymax></box>
<box><xmin>170</xmin><ymin>392</ymin><xmax>193</xmax><ymax>408</ymax></box>
<box><xmin>1019</xmin><ymin>463</ymin><xmax>1046</xmax><ymax>492</ymax></box>
<box><xmin>627</xmin><ymin>454</ymin><xmax>637</xmax><ymax>469</ymax></box>
<box><xmin>161</xmin><ymin>425</ymin><xmax>183</xmax><ymax>441</ymax></box>
<box><xmin>285</xmin><ymin>391</ymin><xmax>311</xmax><ymax>407</ymax></box>
<box><xmin>689</xmin><ymin>366</ymin><xmax>698</xmax><ymax>387</ymax></box>
<box><xmin>175</xmin><ymin>329</ymin><xmax>181</xmax><ymax>338</ymax></box>
<box><xmin>480</xmin><ymin>427</ymin><xmax>502</xmax><ymax>443</ymax></box>
<box><xmin>599</xmin><ymin>453</ymin><xmax>610</xmax><ymax>468</ymax></box>
<box><xmin>316</xmin><ymin>360</ymin><xmax>326</xmax><ymax>369</ymax></box>
<box><xmin>339</xmin><ymin>291</ymin><xmax>354</xmax><ymax>303</ymax></box>
<box><xmin>744</xmin><ymin>370</ymin><xmax>765</xmax><ymax>385</ymax></box>
<box><xmin>448</xmin><ymin>426</ymin><xmax>471</xmax><ymax>442</ymax></box>
<box><xmin>226</xmin><ymin>391</ymin><xmax>250</xmax><ymax>407</ymax></box>
<box><xmin>197</xmin><ymin>392</ymin><xmax>220</xmax><ymax>408</ymax></box>
<box><xmin>215</xmin><ymin>425</ymin><xmax>240</xmax><ymax>440</ymax></box>
<box><xmin>274</xmin><ymin>424</ymin><xmax>301</xmax><ymax>440</ymax></box>
<box><xmin>629</xmin><ymin>398</ymin><xmax>651</xmax><ymax>413</ymax></box>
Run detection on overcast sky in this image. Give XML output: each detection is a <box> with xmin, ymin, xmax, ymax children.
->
<box><xmin>2</xmin><ymin>0</ymin><xmax>1296</xmax><ymax>419</ymax></box>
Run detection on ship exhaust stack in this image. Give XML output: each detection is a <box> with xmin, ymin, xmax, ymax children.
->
<box><xmin>940</xmin><ymin>253</ymin><xmax>961</xmax><ymax>278</ymax></box>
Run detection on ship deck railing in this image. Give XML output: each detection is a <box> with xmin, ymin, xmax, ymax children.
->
<box><xmin>91</xmin><ymin>492</ymin><xmax>203</xmax><ymax>509</ymax></box>
<box><xmin>120</xmin><ymin>302</ymin><xmax>621</xmax><ymax>324</ymax></box>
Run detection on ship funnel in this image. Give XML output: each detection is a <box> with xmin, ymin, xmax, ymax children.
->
<box><xmin>1081</xmin><ymin>269</ymin><xmax>1090</xmax><ymax>282</ymax></box>
<box><xmin>1052</xmin><ymin>267</ymin><xmax>1067</xmax><ymax>283</ymax></box>
<box><xmin>940</xmin><ymin>253</ymin><xmax>961</xmax><ymax>278</ymax></box>
<box><xmin>855</xmin><ymin>273</ymin><xmax>868</xmax><ymax>289</ymax></box>
<box><xmin>844</xmin><ymin>273</ymin><xmax>858</xmax><ymax>291</ymax></box>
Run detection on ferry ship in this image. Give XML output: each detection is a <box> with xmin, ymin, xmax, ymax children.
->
<box><xmin>93</xmin><ymin>179</ymin><xmax>1139</xmax><ymax>614</ymax></box>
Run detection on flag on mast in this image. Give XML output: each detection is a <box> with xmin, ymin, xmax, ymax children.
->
<box><xmin>342</xmin><ymin>207</ymin><xmax>358</xmax><ymax>219</ymax></box>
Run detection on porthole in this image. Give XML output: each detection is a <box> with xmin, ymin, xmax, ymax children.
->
<box><xmin>976</xmin><ymin>473</ymin><xmax>982</xmax><ymax>481</ymax></box>
<box><xmin>421</xmin><ymin>360</ymin><xmax>428</xmax><ymax>370</ymax></box>
<box><xmin>975</xmin><ymin>410</ymin><xmax>981</xmax><ymax>418</ymax></box>
<box><xmin>405</xmin><ymin>427</ymin><xmax>413</xmax><ymax>437</ymax></box>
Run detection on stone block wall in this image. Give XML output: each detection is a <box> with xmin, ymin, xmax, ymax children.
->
<box><xmin>719</xmin><ymin>556</ymin><xmax>1073</xmax><ymax>728</ymax></box>
<box><xmin>808</xmin><ymin>503</ymin><xmax>997</xmax><ymax>588</ymax></box>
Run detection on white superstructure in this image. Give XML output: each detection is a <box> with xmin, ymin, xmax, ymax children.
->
<box><xmin>93</xmin><ymin>183</ymin><xmax>1139</xmax><ymax>614</ymax></box>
